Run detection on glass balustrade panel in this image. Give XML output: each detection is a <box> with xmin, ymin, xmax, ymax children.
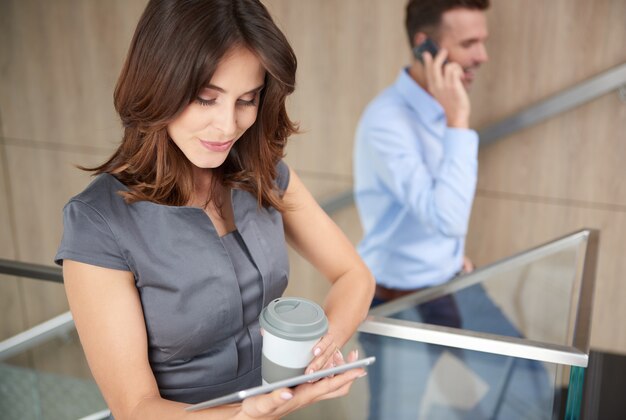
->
<box><xmin>379</xmin><ymin>237</ymin><xmax>587</xmax><ymax>348</ymax></box>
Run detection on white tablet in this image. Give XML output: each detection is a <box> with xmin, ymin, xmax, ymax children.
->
<box><xmin>185</xmin><ymin>356</ymin><xmax>376</xmax><ymax>412</ymax></box>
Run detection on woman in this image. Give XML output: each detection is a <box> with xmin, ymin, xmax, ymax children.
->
<box><xmin>55</xmin><ymin>0</ymin><xmax>375</xmax><ymax>418</ymax></box>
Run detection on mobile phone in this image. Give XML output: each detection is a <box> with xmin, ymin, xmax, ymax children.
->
<box><xmin>413</xmin><ymin>38</ymin><xmax>443</xmax><ymax>64</ymax></box>
<box><xmin>185</xmin><ymin>356</ymin><xmax>376</xmax><ymax>412</ymax></box>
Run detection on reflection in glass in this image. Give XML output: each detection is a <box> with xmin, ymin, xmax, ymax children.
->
<box><xmin>359</xmin><ymin>333</ymin><xmax>557</xmax><ymax>419</ymax></box>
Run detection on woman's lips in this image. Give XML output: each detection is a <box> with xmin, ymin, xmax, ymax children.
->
<box><xmin>199</xmin><ymin>139</ymin><xmax>234</xmax><ymax>152</ymax></box>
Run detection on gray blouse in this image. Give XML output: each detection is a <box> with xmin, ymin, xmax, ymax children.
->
<box><xmin>55</xmin><ymin>162</ymin><xmax>290</xmax><ymax>404</ymax></box>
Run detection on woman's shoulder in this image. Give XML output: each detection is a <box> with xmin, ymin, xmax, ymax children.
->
<box><xmin>66</xmin><ymin>173</ymin><xmax>129</xmax><ymax>216</ymax></box>
<box><xmin>57</xmin><ymin>174</ymin><xmax>132</xmax><ymax>270</ymax></box>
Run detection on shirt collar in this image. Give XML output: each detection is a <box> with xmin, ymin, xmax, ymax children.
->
<box><xmin>394</xmin><ymin>68</ymin><xmax>446</xmax><ymax>125</ymax></box>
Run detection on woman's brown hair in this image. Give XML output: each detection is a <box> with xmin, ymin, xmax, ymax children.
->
<box><xmin>86</xmin><ymin>0</ymin><xmax>298</xmax><ymax>210</ymax></box>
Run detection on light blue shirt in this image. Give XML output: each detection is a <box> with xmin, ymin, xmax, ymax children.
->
<box><xmin>353</xmin><ymin>69</ymin><xmax>479</xmax><ymax>290</ymax></box>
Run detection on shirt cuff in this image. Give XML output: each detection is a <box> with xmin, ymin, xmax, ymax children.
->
<box><xmin>442</xmin><ymin>128</ymin><xmax>479</xmax><ymax>160</ymax></box>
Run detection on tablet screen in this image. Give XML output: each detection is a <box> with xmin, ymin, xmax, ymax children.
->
<box><xmin>186</xmin><ymin>356</ymin><xmax>375</xmax><ymax>412</ymax></box>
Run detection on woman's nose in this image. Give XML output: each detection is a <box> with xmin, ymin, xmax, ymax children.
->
<box><xmin>213</xmin><ymin>105</ymin><xmax>237</xmax><ymax>138</ymax></box>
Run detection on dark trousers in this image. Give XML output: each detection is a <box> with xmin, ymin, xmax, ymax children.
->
<box><xmin>371</xmin><ymin>294</ymin><xmax>462</xmax><ymax>329</ymax></box>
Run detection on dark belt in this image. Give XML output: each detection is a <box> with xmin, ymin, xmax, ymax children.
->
<box><xmin>374</xmin><ymin>284</ymin><xmax>427</xmax><ymax>302</ymax></box>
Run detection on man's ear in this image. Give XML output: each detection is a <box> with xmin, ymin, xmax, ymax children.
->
<box><xmin>413</xmin><ymin>32</ymin><xmax>428</xmax><ymax>47</ymax></box>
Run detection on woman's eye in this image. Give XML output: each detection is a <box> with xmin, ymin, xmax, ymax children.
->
<box><xmin>195</xmin><ymin>95</ymin><xmax>258</xmax><ymax>107</ymax></box>
<box><xmin>238</xmin><ymin>93</ymin><xmax>260</xmax><ymax>107</ymax></box>
<box><xmin>196</xmin><ymin>97</ymin><xmax>216</xmax><ymax>106</ymax></box>
<box><xmin>237</xmin><ymin>98</ymin><xmax>258</xmax><ymax>107</ymax></box>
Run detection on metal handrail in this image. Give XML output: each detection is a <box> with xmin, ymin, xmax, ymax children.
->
<box><xmin>0</xmin><ymin>311</ymin><xmax>74</xmax><ymax>362</ymax></box>
<box><xmin>479</xmin><ymin>62</ymin><xmax>626</xmax><ymax>145</ymax></box>
<box><xmin>319</xmin><ymin>62</ymin><xmax>626</xmax><ymax>213</ymax></box>
<box><xmin>0</xmin><ymin>258</ymin><xmax>62</xmax><ymax>283</ymax></box>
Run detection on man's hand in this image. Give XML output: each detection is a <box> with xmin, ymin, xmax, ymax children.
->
<box><xmin>422</xmin><ymin>49</ymin><xmax>470</xmax><ymax>129</ymax></box>
<box><xmin>462</xmin><ymin>255</ymin><xmax>474</xmax><ymax>273</ymax></box>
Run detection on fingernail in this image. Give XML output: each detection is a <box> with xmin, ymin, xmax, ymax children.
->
<box><xmin>306</xmin><ymin>368</ymin><xmax>314</xmax><ymax>375</ymax></box>
<box><xmin>355</xmin><ymin>349</ymin><xmax>359</xmax><ymax>359</ymax></box>
<box><xmin>358</xmin><ymin>371</ymin><xmax>368</xmax><ymax>378</ymax></box>
<box><xmin>314</xmin><ymin>347</ymin><xmax>321</xmax><ymax>356</ymax></box>
<box><xmin>281</xmin><ymin>391</ymin><xmax>293</xmax><ymax>400</ymax></box>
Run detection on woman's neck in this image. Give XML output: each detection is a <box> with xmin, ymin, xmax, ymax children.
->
<box><xmin>190</xmin><ymin>167</ymin><xmax>215</xmax><ymax>208</ymax></box>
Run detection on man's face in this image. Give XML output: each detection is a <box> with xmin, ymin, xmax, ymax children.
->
<box><xmin>437</xmin><ymin>8</ymin><xmax>489</xmax><ymax>88</ymax></box>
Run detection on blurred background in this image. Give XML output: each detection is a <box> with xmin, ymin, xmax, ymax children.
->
<box><xmin>1</xmin><ymin>0</ymin><xmax>625</xmax><ymax>418</ymax></box>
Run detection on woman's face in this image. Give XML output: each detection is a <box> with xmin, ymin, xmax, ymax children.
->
<box><xmin>167</xmin><ymin>46</ymin><xmax>266</xmax><ymax>170</ymax></box>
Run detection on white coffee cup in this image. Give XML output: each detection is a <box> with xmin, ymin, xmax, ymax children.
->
<box><xmin>259</xmin><ymin>297</ymin><xmax>328</xmax><ymax>384</ymax></box>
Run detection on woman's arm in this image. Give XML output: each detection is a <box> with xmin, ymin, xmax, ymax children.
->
<box><xmin>280</xmin><ymin>166</ymin><xmax>376</xmax><ymax>371</ymax></box>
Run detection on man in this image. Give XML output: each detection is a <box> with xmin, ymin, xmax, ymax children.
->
<box><xmin>354</xmin><ymin>0</ymin><xmax>489</xmax><ymax>417</ymax></box>
<box><xmin>354</xmin><ymin>0</ymin><xmax>489</xmax><ymax>316</ymax></box>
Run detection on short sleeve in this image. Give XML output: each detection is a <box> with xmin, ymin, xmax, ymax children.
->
<box><xmin>54</xmin><ymin>200</ymin><xmax>130</xmax><ymax>271</ymax></box>
<box><xmin>275</xmin><ymin>160</ymin><xmax>290</xmax><ymax>193</ymax></box>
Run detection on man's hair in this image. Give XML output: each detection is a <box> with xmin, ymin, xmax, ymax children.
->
<box><xmin>84</xmin><ymin>0</ymin><xmax>298</xmax><ymax>211</ymax></box>
<box><xmin>405</xmin><ymin>0</ymin><xmax>490</xmax><ymax>47</ymax></box>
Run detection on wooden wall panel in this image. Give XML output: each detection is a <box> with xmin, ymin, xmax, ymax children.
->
<box><xmin>5</xmin><ymin>145</ymin><xmax>110</xmax><ymax>269</ymax></box>
<box><xmin>0</xmin><ymin>0</ymin><xmax>146</xmax><ymax>148</ymax></box>
<box><xmin>265</xmin><ymin>0</ymin><xmax>408</xmax><ymax>178</ymax></box>
<box><xmin>476</xmin><ymin>92</ymin><xmax>626</xmax><ymax>206</ymax></box>
<box><xmin>471</xmin><ymin>0</ymin><xmax>626</xmax><ymax>128</ymax></box>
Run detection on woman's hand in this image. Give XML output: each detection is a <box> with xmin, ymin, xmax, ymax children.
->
<box><xmin>305</xmin><ymin>333</ymin><xmax>345</xmax><ymax>374</ymax></box>
<box><xmin>239</xmin><ymin>350</ymin><xmax>364</xmax><ymax>419</ymax></box>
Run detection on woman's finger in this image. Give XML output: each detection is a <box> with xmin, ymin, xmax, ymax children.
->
<box><xmin>241</xmin><ymin>387</ymin><xmax>293</xmax><ymax>418</ymax></box>
<box><xmin>333</xmin><ymin>347</ymin><xmax>345</xmax><ymax>366</ymax></box>
<box><xmin>307</xmin><ymin>335</ymin><xmax>336</xmax><ymax>374</ymax></box>
<box><xmin>311</xmin><ymin>334</ymin><xmax>333</xmax><ymax>358</ymax></box>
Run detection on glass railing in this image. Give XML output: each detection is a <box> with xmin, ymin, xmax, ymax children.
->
<box><xmin>0</xmin><ymin>273</ymin><xmax>108</xmax><ymax>420</ymax></box>
<box><xmin>286</xmin><ymin>229</ymin><xmax>598</xmax><ymax>420</ymax></box>
<box><xmin>1</xmin><ymin>229</ymin><xmax>597</xmax><ymax>419</ymax></box>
